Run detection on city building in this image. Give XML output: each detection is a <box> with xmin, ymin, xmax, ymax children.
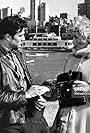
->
<box><xmin>38</xmin><ymin>1</ymin><xmax>49</xmax><ymax>26</ymax></box>
<box><xmin>85</xmin><ymin>0</ymin><xmax>90</xmax><ymax>3</ymax></box>
<box><xmin>78</xmin><ymin>3</ymin><xmax>86</xmax><ymax>16</ymax></box>
<box><xmin>30</xmin><ymin>0</ymin><xmax>39</xmax><ymax>21</ymax></box>
<box><xmin>0</xmin><ymin>7</ymin><xmax>12</xmax><ymax>19</ymax></box>
<box><xmin>78</xmin><ymin>0</ymin><xmax>90</xmax><ymax>19</ymax></box>
<box><xmin>0</xmin><ymin>9</ymin><xmax>1</xmax><ymax>19</ymax></box>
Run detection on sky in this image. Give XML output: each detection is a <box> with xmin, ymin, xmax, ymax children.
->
<box><xmin>44</xmin><ymin>0</ymin><xmax>84</xmax><ymax>18</ymax></box>
<box><xmin>0</xmin><ymin>0</ymin><xmax>84</xmax><ymax>19</ymax></box>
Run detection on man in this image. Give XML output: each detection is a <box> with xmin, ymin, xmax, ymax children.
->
<box><xmin>0</xmin><ymin>16</ymin><xmax>50</xmax><ymax>133</ymax></box>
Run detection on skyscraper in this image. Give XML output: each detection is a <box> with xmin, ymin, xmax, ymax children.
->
<box><xmin>1</xmin><ymin>7</ymin><xmax>11</xmax><ymax>19</ymax></box>
<box><xmin>78</xmin><ymin>0</ymin><xmax>90</xmax><ymax>19</ymax></box>
<box><xmin>38</xmin><ymin>1</ymin><xmax>49</xmax><ymax>25</ymax></box>
<box><xmin>85</xmin><ymin>0</ymin><xmax>90</xmax><ymax>3</ymax></box>
<box><xmin>30</xmin><ymin>0</ymin><xmax>39</xmax><ymax>21</ymax></box>
<box><xmin>38</xmin><ymin>2</ymin><xmax>45</xmax><ymax>22</ymax></box>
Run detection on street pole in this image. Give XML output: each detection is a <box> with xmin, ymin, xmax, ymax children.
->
<box><xmin>35</xmin><ymin>21</ymin><xmax>38</xmax><ymax>37</ymax></box>
<box><xmin>59</xmin><ymin>25</ymin><xmax>61</xmax><ymax>37</ymax></box>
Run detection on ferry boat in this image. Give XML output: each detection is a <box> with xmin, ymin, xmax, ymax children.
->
<box><xmin>22</xmin><ymin>36</ymin><xmax>73</xmax><ymax>52</ymax></box>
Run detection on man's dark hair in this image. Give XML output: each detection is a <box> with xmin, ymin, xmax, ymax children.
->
<box><xmin>0</xmin><ymin>15</ymin><xmax>27</xmax><ymax>39</ymax></box>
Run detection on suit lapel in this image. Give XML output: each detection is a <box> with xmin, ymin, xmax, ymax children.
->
<box><xmin>4</xmin><ymin>56</ymin><xmax>14</xmax><ymax>69</ymax></box>
<box><xmin>1</xmin><ymin>57</ymin><xmax>20</xmax><ymax>80</ymax></box>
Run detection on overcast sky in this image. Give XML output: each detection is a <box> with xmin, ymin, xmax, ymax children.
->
<box><xmin>44</xmin><ymin>0</ymin><xmax>84</xmax><ymax>18</ymax></box>
<box><xmin>0</xmin><ymin>0</ymin><xmax>84</xmax><ymax>19</ymax></box>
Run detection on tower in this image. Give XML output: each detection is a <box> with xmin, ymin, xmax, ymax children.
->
<box><xmin>30</xmin><ymin>0</ymin><xmax>39</xmax><ymax>21</ymax></box>
<box><xmin>85</xmin><ymin>0</ymin><xmax>90</xmax><ymax>3</ymax></box>
<box><xmin>38</xmin><ymin>1</ymin><xmax>49</xmax><ymax>25</ymax></box>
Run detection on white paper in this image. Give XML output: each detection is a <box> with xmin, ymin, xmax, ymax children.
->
<box><xmin>43</xmin><ymin>100</ymin><xmax>59</xmax><ymax>127</ymax></box>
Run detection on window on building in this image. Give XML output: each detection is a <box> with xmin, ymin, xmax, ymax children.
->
<box><xmin>43</xmin><ymin>43</ymin><xmax>47</xmax><ymax>46</ymax></box>
<box><xmin>53</xmin><ymin>43</ymin><xmax>57</xmax><ymax>46</ymax></box>
<box><xmin>38</xmin><ymin>43</ymin><xmax>41</xmax><ymax>46</ymax></box>
<box><xmin>33</xmin><ymin>43</ymin><xmax>37</xmax><ymax>46</ymax></box>
<box><xmin>48</xmin><ymin>43</ymin><xmax>52</xmax><ymax>46</ymax></box>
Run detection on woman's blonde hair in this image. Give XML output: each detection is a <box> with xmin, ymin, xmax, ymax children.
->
<box><xmin>73</xmin><ymin>15</ymin><xmax>90</xmax><ymax>42</ymax></box>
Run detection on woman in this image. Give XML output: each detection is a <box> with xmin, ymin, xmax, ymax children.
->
<box><xmin>59</xmin><ymin>15</ymin><xmax>90</xmax><ymax>133</ymax></box>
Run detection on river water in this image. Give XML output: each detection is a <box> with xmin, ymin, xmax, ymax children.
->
<box><xmin>25</xmin><ymin>51</ymin><xmax>81</xmax><ymax>84</ymax></box>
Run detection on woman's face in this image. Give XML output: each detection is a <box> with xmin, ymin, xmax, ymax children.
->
<box><xmin>9</xmin><ymin>28</ymin><xmax>25</xmax><ymax>48</ymax></box>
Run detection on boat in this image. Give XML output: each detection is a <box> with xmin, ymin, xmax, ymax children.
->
<box><xmin>22</xmin><ymin>36</ymin><xmax>73</xmax><ymax>52</ymax></box>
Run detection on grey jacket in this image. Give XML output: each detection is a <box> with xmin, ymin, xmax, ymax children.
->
<box><xmin>0</xmin><ymin>45</ymin><xmax>32</xmax><ymax>127</ymax></box>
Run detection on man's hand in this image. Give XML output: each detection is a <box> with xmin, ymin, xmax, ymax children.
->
<box><xmin>35</xmin><ymin>96</ymin><xmax>47</xmax><ymax>111</ymax></box>
<box><xmin>25</xmin><ymin>85</ymin><xmax>50</xmax><ymax>99</ymax></box>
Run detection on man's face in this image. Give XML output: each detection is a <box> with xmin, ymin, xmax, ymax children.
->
<box><xmin>9</xmin><ymin>28</ymin><xmax>25</xmax><ymax>48</ymax></box>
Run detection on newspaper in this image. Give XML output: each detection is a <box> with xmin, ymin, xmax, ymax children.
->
<box><xmin>43</xmin><ymin>100</ymin><xmax>59</xmax><ymax>127</ymax></box>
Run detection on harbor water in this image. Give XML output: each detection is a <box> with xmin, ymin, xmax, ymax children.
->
<box><xmin>24</xmin><ymin>50</ymin><xmax>81</xmax><ymax>85</ymax></box>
